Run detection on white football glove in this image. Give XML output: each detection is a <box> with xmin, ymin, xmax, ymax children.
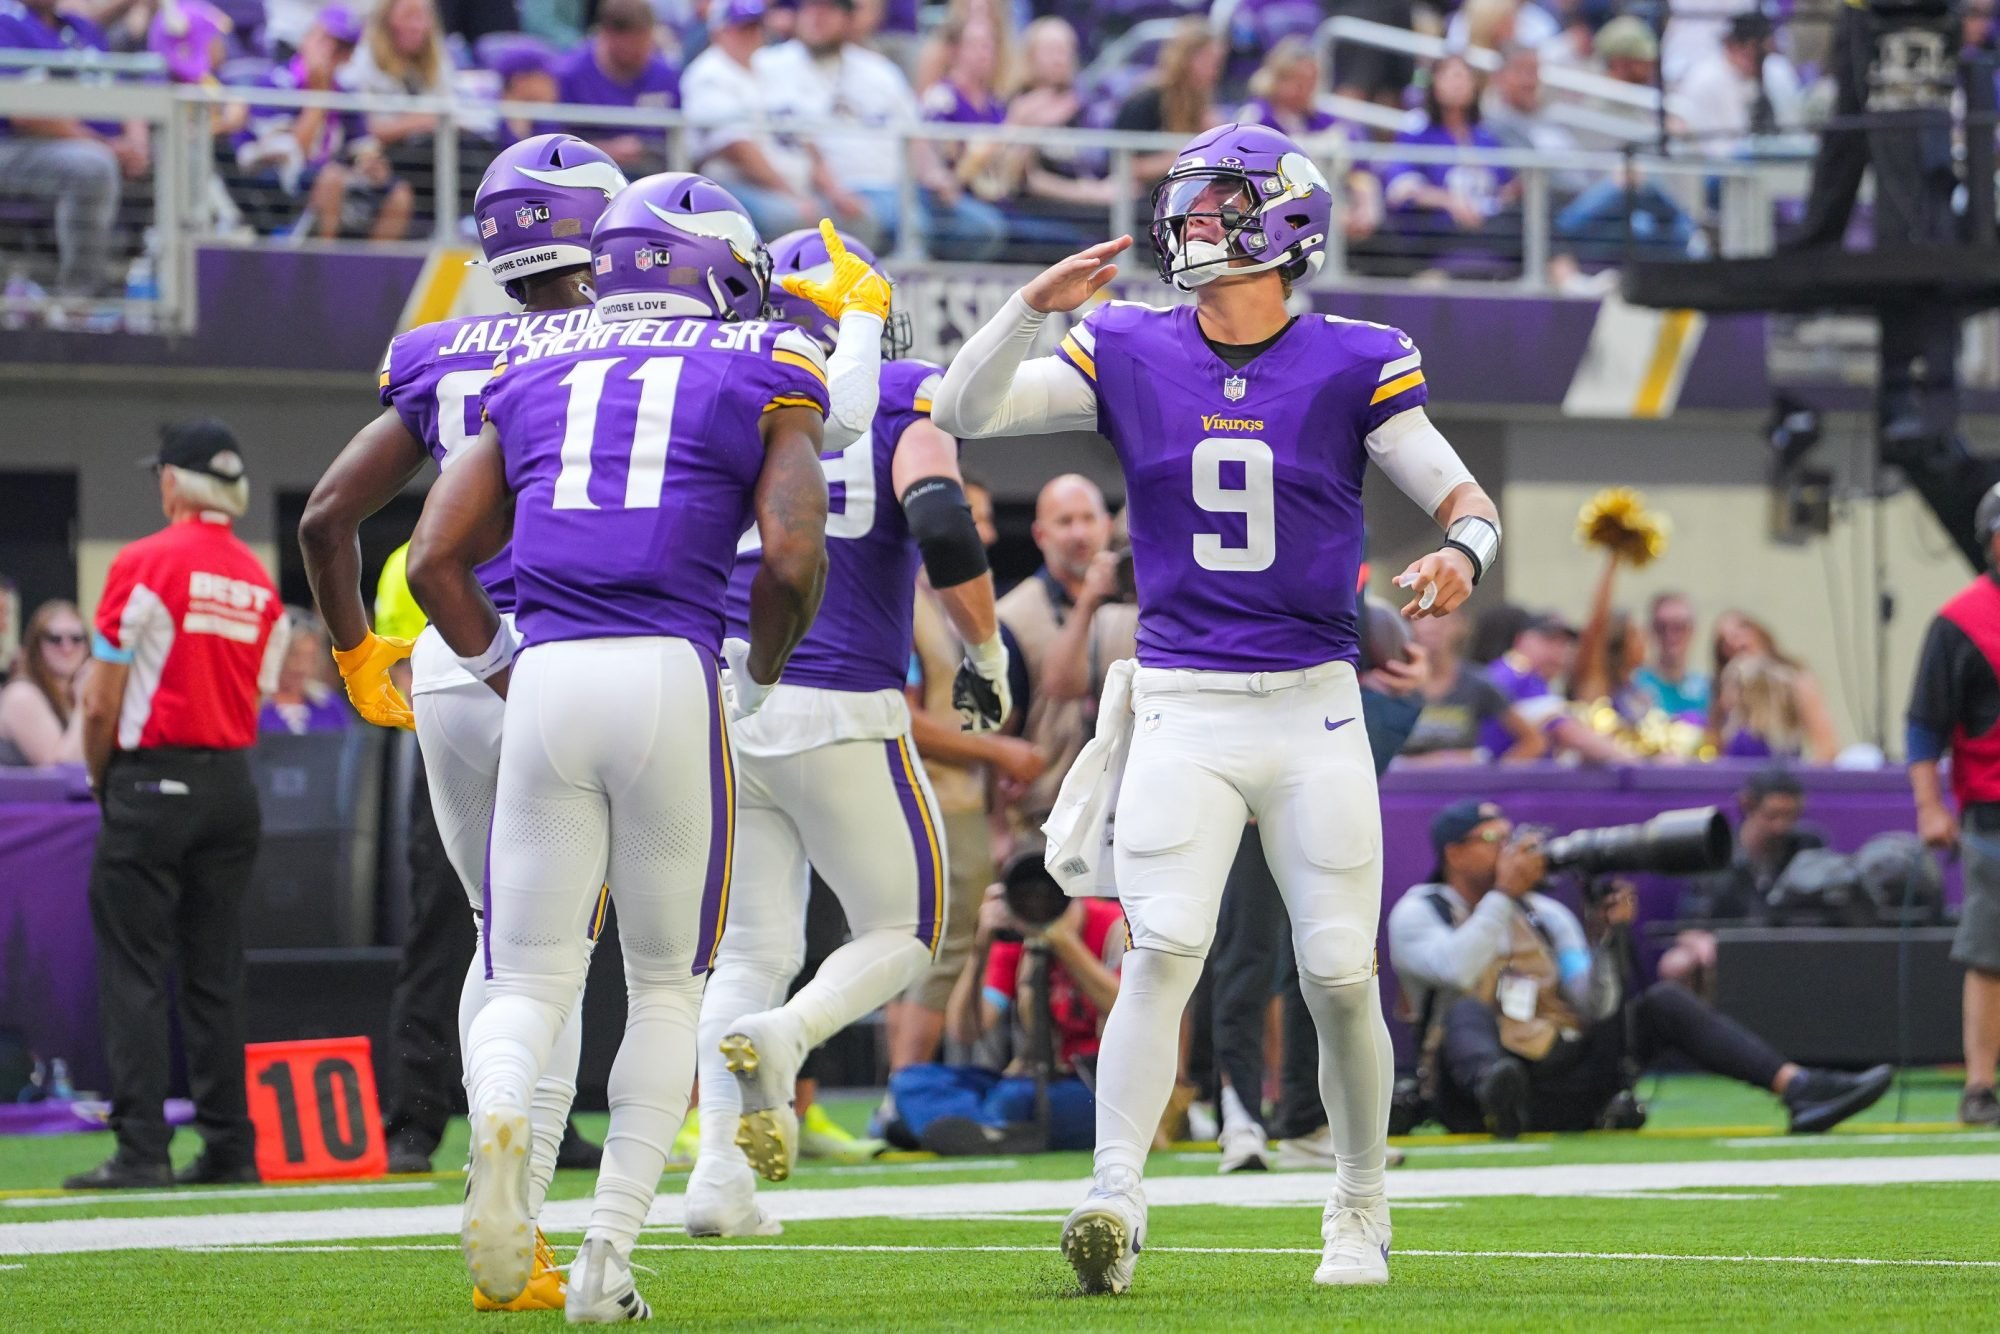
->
<box><xmin>721</xmin><ymin>637</ymin><xmax>776</xmax><ymax>720</ymax></box>
<box><xmin>953</xmin><ymin>632</ymin><xmax>1011</xmax><ymax>734</ymax></box>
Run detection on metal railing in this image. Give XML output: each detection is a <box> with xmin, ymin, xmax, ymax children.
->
<box><xmin>0</xmin><ymin>75</ymin><xmax>1829</xmax><ymax>336</ymax></box>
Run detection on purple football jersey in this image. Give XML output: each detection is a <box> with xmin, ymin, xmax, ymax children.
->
<box><xmin>380</xmin><ymin>307</ymin><xmax>595</xmax><ymax>614</ymax></box>
<box><xmin>1053</xmin><ymin>303</ymin><xmax>1428</xmax><ymax>673</ymax></box>
<box><xmin>1387</xmin><ymin>123</ymin><xmax>1513</xmax><ymax>216</ymax></box>
<box><xmin>724</xmin><ymin>358</ymin><xmax>942</xmax><ymax>693</ymax></box>
<box><xmin>482</xmin><ymin>317</ymin><xmax>831</xmax><ymax>651</ymax></box>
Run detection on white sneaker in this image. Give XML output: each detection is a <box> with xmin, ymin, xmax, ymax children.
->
<box><xmin>1061</xmin><ymin>1170</ymin><xmax>1147</xmax><ymax>1295</ymax></box>
<box><xmin>462</xmin><ymin>1100</ymin><xmax>535</xmax><ymax>1305</ymax></box>
<box><xmin>1185</xmin><ymin>1100</ymin><xmax>1219</xmax><ymax>1143</ymax></box>
<box><xmin>1275</xmin><ymin>1127</ymin><xmax>1406</xmax><ymax>1171</ymax></box>
<box><xmin>566</xmin><ymin>1237</ymin><xmax>652</xmax><ymax>1323</ymax></box>
<box><xmin>1314</xmin><ymin>1197</ymin><xmax>1392</xmax><ymax>1286</ymax></box>
<box><xmin>1217</xmin><ymin>1123</ymin><xmax>1270</xmax><ymax>1174</ymax></box>
<box><xmin>1275</xmin><ymin>1126</ymin><xmax>1337</xmax><ymax>1170</ymax></box>
<box><xmin>719</xmin><ymin>1010</ymin><xmax>806</xmax><ymax>1183</ymax></box>
<box><xmin>683</xmin><ymin>1161</ymin><xmax>783</xmax><ymax>1238</ymax></box>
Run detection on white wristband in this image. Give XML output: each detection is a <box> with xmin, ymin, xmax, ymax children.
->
<box><xmin>456</xmin><ymin>620</ymin><xmax>518</xmax><ymax>681</ymax></box>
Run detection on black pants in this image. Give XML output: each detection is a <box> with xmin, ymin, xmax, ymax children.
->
<box><xmin>1189</xmin><ymin>827</ymin><xmax>1325</xmax><ymax>1139</ymax></box>
<box><xmin>88</xmin><ymin>748</ymin><xmax>260</xmax><ymax>1164</ymax></box>
<box><xmin>1435</xmin><ymin>982</ymin><xmax>1788</xmax><ymax>1134</ymax></box>
<box><xmin>381</xmin><ymin>765</ymin><xmax>476</xmax><ymax>1154</ymax></box>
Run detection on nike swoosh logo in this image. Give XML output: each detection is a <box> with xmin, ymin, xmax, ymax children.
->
<box><xmin>1325</xmin><ymin>717</ymin><xmax>1354</xmax><ymax>732</ymax></box>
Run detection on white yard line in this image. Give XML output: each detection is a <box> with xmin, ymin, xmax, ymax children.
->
<box><xmin>5</xmin><ymin>1182</ymin><xmax>438</xmax><ymax>1210</ymax></box>
<box><xmin>822</xmin><ymin>1159</ymin><xmax>1018</xmax><ymax>1176</ymax></box>
<box><xmin>7</xmin><ymin>1154</ymin><xmax>2000</xmax><ymax>1256</ymax></box>
<box><xmin>1399</xmin><ymin>1143</ymin><xmax>1553</xmax><ymax>1157</ymax></box>
<box><xmin>1581</xmin><ymin>1192</ymin><xmax>1780</xmax><ymax>1202</ymax></box>
<box><xmin>174</xmin><ymin>1241</ymin><xmax>2000</xmax><ymax>1269</ymax></box>
<box><xmin>1721</xmin><ymin>1133</ymin><xmax>2000</xmax><ymax>1150</ymax></box>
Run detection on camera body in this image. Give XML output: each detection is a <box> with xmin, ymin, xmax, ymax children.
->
<box><xmin>994</xmin><ymin>851</ymin><xmax>1069</xmax><ymax>943</ymax></box>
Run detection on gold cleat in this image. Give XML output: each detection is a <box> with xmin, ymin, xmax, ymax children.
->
<box><xmin>473</xmin><ymin>1229</ymin><xmax>567</xmax><ymax>1312</ymax></box>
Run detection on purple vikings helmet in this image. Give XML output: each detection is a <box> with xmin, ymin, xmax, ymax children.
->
<box><xmin>472</xmin><ymin>134</ymin><xmax>628</xmax><ymax>299</ymax></box>
<box><xmin>1148</xmin><ymin>123</ymin><xmax>1333</xmax><ymax>291</ymax></box>
<box><xmin>766</xmin><ymin>227</ymin><xmax>914</xmax><ymax>358</ymax></box>
<box><xmin>591</xmin><ymin>172</ymin><xmax>771</xmax><ymax>323</ymax></box>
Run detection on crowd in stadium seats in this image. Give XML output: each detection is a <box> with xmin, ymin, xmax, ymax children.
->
<box><xmin>5</xmin><ymin>0</ymin><xmax>1996</xmax><ymax>307</ymax></box>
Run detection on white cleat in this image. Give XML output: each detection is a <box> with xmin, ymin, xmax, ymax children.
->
<box><xmin>683</xmin><ymin>1161</ymin><xmax>783</xmax><ymax>1238</ymax></box>
<box><xmin>565</xmin><ymin>1237</ymin><xmax>652</xmax><ymax>1323</ymax></box>
<box><xmin>1218</xmin><ymin>1123</ymin><xmax>1271</xmax><ymax>1174</ymax></box>
<box><xmin>1060</xmin><ymin>1171</ymin><xmax>1147</xmax><ymax>1295</ymax></box>
<box><xmin>1314</xmin><ymin>1197</ymin><xmax>1392</xmax><ymax>1287</ymax></box>
<box><xmin>720</xmin><ymin>1011</ymin><xmax>805</xmax><ymax>1183</ymax></box>
<box><xmin>461</xmin><ymin>1101</ymin><xmax>535</xmax><ymax>1305</ymax></box>
<box><xmin>1274</xmin><ymin>1125</ymin><xmax>1338</xmax><ymax>1170</ymax></box>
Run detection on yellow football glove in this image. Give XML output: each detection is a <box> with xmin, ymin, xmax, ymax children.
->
<box><xmin>331</xmin><ymin>630</ymin><xmax>416</xmax><ymax>731</ymax></box>
<box><xmin>776</xmin><ymin>219</ymin><xmax>893</xmax><ymax>323</ymax></box>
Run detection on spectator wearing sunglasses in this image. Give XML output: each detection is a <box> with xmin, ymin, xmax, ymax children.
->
<box><xmin>0</xmin><ymin>598</ymin><xmax>90</xmax><ymax>767</ymax></box>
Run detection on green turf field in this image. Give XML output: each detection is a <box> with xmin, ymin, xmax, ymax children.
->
<box><xmin>4</xmin><ymin>1072</ymin><xmax>1998</xmax><ymax>1331</ymax></box>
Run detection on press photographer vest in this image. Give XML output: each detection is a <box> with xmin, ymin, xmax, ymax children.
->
<box><xmin>1940</xmin><ymin>576</ymin><xmax>2000</xmax><ymax>807</ymax></box>
<box><xmin>1413</xmin><ymin>889</ymin><xmax>1580</xmax><ymax>1069</ymax></box>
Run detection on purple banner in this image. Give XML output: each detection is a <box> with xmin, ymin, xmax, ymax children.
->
<box><xmin>0</xmin><ymin>797</ymin><xmax>104</xmax><ymax>1094</ymax></box>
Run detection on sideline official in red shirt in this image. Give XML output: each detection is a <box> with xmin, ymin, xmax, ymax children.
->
<box><xmin>67</xmin><ymin>421</ymin><xmax>288</xmax><ymax>1191</ymax></box>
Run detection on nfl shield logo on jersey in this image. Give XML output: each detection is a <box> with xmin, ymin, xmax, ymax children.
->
<box><xmin>1223</xmin><ymin>375</ymin><xmax>1247</xmax><ymax>402</ymax></box>
<box><xmin>515</xmin><ymin>205</ymin><xmax>536</xmax><ymax>229</ymax></box>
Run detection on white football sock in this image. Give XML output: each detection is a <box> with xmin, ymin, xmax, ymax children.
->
<box><xmin>784</xmin><ymin>929</ymin><xmax>934</xmax><ymax>1050</ymax></box>
<box><xmin>465</xmin><ymin>993</ymin><xmax>566</xmax><ymax>1124</ymax></box>
<box><xmin>1089</xmin><ymin>947</ymin><xmax>1204</xmax><ymax>1187</ymax></box>
<box><xmin>1220</xmin><ymin>1080</ymin><xmax>1262</xmax><ymax>1137</ymax></box>
<box><xmin>1299</xmin><ymin>974</ymin><xmax>1393</xmax><ymax>1206</ymax></box>
<box><xmin>462</xmin><ymin>923</ymin><xmax>585</xmax><ymax>1219</ymax></box>
<box><xmin>694</xmin><ymin>958</ymin><xmax>793</xmax><ymax>1174</ymax></box>
<box><xmin>589</xmin><ymin>972</ymin><xmax>705</xmax><ymax>1248</ymax></box>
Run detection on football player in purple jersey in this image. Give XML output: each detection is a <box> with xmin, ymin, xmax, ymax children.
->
<box><xmin>298</xmin><ymin>132</ymin><xmax>625</xmax><ymax>1315</ymax></box>
<box><xmin>683</xmin><ymin>224</ymin><xmax>1011</xmax><ymax>1234</ymax></box>
<box><xmin>408</xmin><ymin>172</ymin><xmax>832</xmax><ymax>1322</ymax></box>
<box><xmin>932</xmin><ymin>122</ymin><xmax>1502</xmax><ymax>1293</ymax></box>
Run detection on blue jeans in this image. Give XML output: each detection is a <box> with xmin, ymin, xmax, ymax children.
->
<box><xmin>710</xmin><ymin>176</ymin><xmax>821</xmax><ymax>243</ymax></box>
<box><xmin>854</xmin><ymin>185</ymin><xmax>1007</xmax><ymax>262</ymax></box>
<box><xmin>1555</xmin><ymin>179</ymin><xmax>1695</xmax><ymax>252</ymax></box>
<box><xmin>889</xmin><ymin>1063</ymin><xmax>1096</xmax><ymax>1150</ymax></box>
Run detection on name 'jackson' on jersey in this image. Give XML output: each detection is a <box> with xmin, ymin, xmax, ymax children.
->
<box><xmin>1052</xmin><ymin>302</ymin><xmax>1429</xmax><ymax>673</ymax></box>
<box><xmin>480</xmin><ymin>315</ymin><xmax>832</xmax><ymax>652</ymax></box>
<box><xmin>379</xmin><ymin>306</ymin><xmax>598</xmax><ymax>614</ymax></box>
<box><xmin>722</xmin><ymin>358</ymin><xmax>942</xmax><ymax>694</ymax></box>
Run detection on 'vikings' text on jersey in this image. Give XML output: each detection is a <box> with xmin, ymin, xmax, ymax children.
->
<box><xmin>380</xmin><ymin>306</ymin><xmax>598</xmax><ymax>614</ymax></box>
<box><xmin>723</xmin><ymin>358</ymin><xmax>943</xmax><ymax>694</ymax></box>
<box><xmin>1053</xmin><ymin>302</ymin><xmax>1427</xmax><ymax>673</ymax></box>
<box><xmin>480</xmin><ymin>317</ymin><xmax>831</xmax><ymax>651</ymax></box>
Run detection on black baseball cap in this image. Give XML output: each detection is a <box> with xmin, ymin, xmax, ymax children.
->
<box><xmin>1522</xmin><ymin>611</ymin><xmax>1577</xmax><ymax>639</ymax></box>
<box><xmin>1430</xmin><ymin>799</ymin><xmax>1506</xmax><ymax>860</ymax></box>
<box><xmin>141</xmin><ymin>419</ymin><xmax>246</xmax><ymax>481</ymax></box>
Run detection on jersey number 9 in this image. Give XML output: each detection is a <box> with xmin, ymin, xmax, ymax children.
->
<box><xmin>1191</xmin><ymin>437</ymin><xmax>1275</xmax><ymax>573</ymax></box>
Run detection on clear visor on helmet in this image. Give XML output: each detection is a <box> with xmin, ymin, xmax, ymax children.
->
<box><xmin>1155</xmin><ymin>171</ymin><xmax>1257</xmax><ymax>243</ymax></box>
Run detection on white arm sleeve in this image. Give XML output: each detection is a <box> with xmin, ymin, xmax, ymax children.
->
<box><xmin>1366</xmin><ymin>406</ymin><xmax>1482</xmax><ymax>524</ymax></box>
<box><xmin>929</xmin><ymin>290</ymin><xmax>1099</xmax><ymax>439</ymax></box>
<box><xmin>821</xmin><ymin>310</ymin><xmax>884</xmax><ymax>451</ymax></box>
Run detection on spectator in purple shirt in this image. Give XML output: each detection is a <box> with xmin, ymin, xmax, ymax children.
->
<box><xmin>488</xmin><ymin>40</ymin><xmax>560</xmax><ymax>147</ymax></box>
<box><xmin>556</xmin><ymin>0</ymin><xmax>680</xmax><ymax>175</ymax></box>
<box><xmin>1235</xmin><ymin>37</ymin><xmax>1382</xmax><ymax>243</ymax></box>
<box><xmin>259</xmin><ymin>611</ymin><xmax>354</xmax><ymax>736</ymax></box>
<box><xmin>224</xmin><ymin>6</ymin><xmax>411</xmax><ymax>239</ymax></box>
<box><xmin>0</xmin><ymin>0</ymin><xmax>148</xmax><ymax>298</ymax></box>
<box><xmin>1385</xmin><ymin>54</ymin><xmax>1519</xmax><ymax>233</ymax></box>
<box><xmin>1482</xmin><ymin>611</ymin><xmax>1626</xmax><ymax>762</ymax></box>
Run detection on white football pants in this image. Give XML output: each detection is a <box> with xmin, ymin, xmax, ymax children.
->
<box><xmin>462</xmin><ymin>636</ymin><xmax>730</xmax><ymax>1250</ymax></box>
<box><xmin>693</xmin><ymin>727</ymin><xmax>945</xmax><ymax>1179</ymax></box>
<box><xmin>1093</xmin><ymin>659</ymin><xmax>1393</xmax><ymax>1207</ymax></box>
<box><xmin>411</xmin><ymin>649</ymin><xmax>588</xmax><ymax>1218</ymax></box>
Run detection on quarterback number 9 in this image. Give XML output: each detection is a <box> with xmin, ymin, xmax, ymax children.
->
<box><xmin>1191</xmin><ymin>437</ymin><xmax>1275</xmax><ymax>573</ymax></box>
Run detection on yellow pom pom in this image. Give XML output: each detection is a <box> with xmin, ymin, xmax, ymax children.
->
<box><xmin>1577</xmin><ymin>487</ymin><xmax>1670</xmax><ymax>568</ymax></box>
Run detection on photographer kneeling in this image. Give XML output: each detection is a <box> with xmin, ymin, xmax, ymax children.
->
<box><xmin>1388</xmin><ymin>800</ymin><xmax>1892</xmax><ymax>1138</ymax></box>
<box><xmin>885</xmin><ymin>862</ymin><xmax>1125</xmax><ymax>1155</ymax></box>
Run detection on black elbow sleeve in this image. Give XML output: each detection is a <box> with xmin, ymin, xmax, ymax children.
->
<box><xmin>901</xmin><ymin>475</ymin><xmax>989</xmax><ymax>589</ymax></box>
